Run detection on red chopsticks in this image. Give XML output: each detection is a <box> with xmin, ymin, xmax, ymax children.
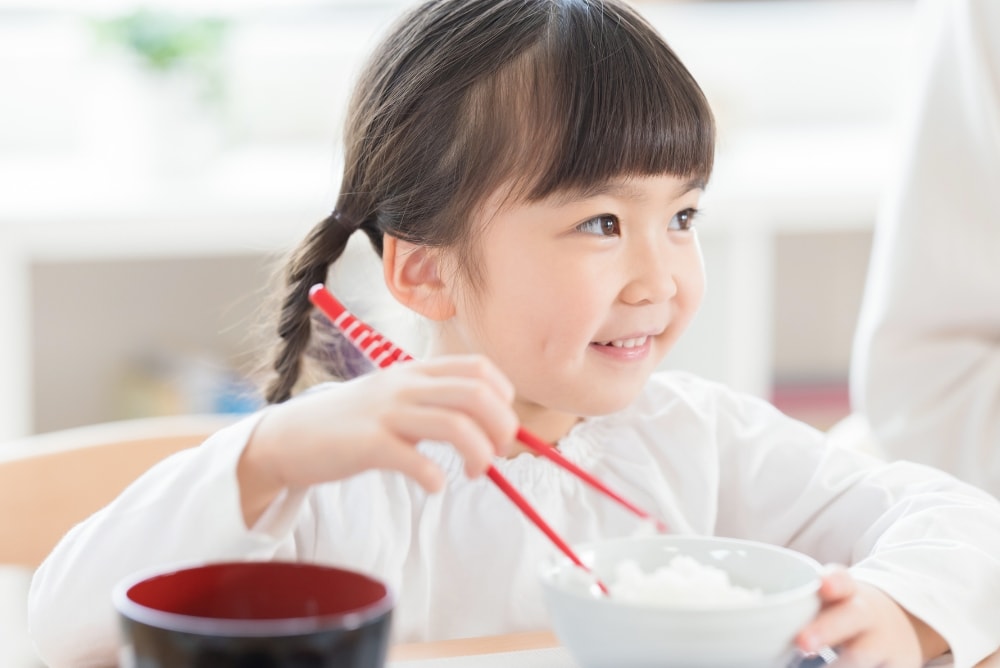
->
<box><xmin>513</xmin><ymin>427</ymin><xmax>668</xmax><ymax>534</ymax></box>
<box><xmin>308</xmin><ymin>284</ymin><xmax>667</xmax><ymax>592</ymax></box>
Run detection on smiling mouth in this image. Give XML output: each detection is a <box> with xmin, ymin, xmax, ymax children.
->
<box><xmin>592</xmin><ymin>336</ymin><xmax>649</xmax><ymax>349</ymax></box>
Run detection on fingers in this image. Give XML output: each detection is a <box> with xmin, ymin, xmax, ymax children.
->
<box><xmin>415</xmin><ymin>355</ymin><xmax>516</xmax><ymax>404</ymax></box>
<box><xmin>795</xmin><ymin>575</ymin><xmax>922</xmax><ymax>668</ymax></box>
<box><xmin>287</xmin><ymin>354</ymin><xmax>520</xmax><ymax>490</ymax></box>
<box><xmin>828</xmin><ymin>632</ymin><xmax>920</xmax><ymax>668</ymax></box>
<box><xmin>796</xmin><ymin>565</ymin><xmax>859</xmax><ymax>654</ymax></box>
<box><xmin>391</xmin><ymin>355</ymin><xmax>519</xmax><ymax>457</ymax></box>
<box><xmin>797</xmin><ymin>597</ymin><xmax>869</xmax><ymax>655</ymax></box>
<box><xmin>817</xmin><ymin>564</ymin><xmax>856</xmax><ymax>602</ymax></box>
<box><xmin>400</xmin><ymin>378</ymin><xmax>520</xmax><ymax>455</ymax></box>
<box><xmin>832</xmin><ymin>634</ymin><xmax>892</xmax><ymax>668</ymax></box>
<box><xmin>368</xmin><ymin>432</ymin><xmax>447</xmax><ymax>493</ymax></box>
<box><xmin>379</xmin><ymin>356</ymin><xmax>519</xmax><ymax>481</ymax></box>
<box><xmin>384</xmin><ymin>406</ymin><xmax>499</xmax><ymax>478</ymax></box>
<box><xmin>250</xmin><ymin>356</ymin><xmax>518</xmax><ymax>493</ymax></box>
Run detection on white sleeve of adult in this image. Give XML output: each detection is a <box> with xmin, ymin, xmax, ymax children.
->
<box><xmin>851</xmin><ymin>0</ymin><xmax>1000</xmax><ymax>492</ymax></box>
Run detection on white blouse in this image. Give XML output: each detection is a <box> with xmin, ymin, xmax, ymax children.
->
<box><xmin>28</xmin><ymin>372</ymin><xmax>1000</xmax><ymax>667</ymax></box>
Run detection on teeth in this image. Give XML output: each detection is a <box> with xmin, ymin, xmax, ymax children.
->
<box><xmin>602</xmin><ymin>336</ymin><xmax>648</xmax><ymax>348</ymax></box>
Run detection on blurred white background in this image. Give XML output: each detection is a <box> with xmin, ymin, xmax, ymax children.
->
<box><xmin>0</xmin><ymin>0</ymin><xmax>918</xmax><ymax>439</ymax></box>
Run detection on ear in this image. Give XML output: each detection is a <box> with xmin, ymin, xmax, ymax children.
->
<box><xmin>383</xmin><ymin>235</ymin><xmax>456</xmax><ymax>321</ymax></box>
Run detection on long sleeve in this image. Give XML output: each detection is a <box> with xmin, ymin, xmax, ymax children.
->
<box><xmin>850</xmin><ymin>0</ymin><xmax>1000</xmax><ymax>492</ymax></box>
<box><xmin>26</xmin><ymin>413</ymin><xmax>308</xmax><ymax>668</ymax></box>
<box><xmin>709</xmin><ymin>383</ymin><xmax>1000</xmax><ymax>668</ymax></box>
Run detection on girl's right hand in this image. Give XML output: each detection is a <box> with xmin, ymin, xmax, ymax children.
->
<box><xmin>237</xmin><ymin>355</ymin><xmax>519</xmax><ymax>526</ymax></box>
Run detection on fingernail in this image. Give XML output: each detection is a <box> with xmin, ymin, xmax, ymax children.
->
<box><xmin>799</xmin><ymin>632</ymin><xmax>820</xmax><ymax>653</ymax></box>
<box><xmin>823</xmin><ymin>577</ymin><xmax>844</xmax><ymax>597</ymax></box>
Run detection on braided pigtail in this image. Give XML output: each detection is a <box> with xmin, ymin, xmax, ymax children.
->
<box><xmin>265</xmin><ymin>211</ymin><xmax>360</xmax><ymax>404</ymax></box>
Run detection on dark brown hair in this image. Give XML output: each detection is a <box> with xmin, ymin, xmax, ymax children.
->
<box><xmin>264</xmin><ymin>0</ymin><xmax>716</xmax><ymax>403</ymax></box>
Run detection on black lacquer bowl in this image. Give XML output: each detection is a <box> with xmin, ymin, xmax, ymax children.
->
<box><xmin>114</xmin><ymin>561</ymin><xmax>394</xmax><ymax>668</ymax></box>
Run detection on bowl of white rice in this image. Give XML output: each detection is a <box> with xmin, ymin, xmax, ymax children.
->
<box><xmin>539</xmin><ymin>535</ymin><xmax>822</xmax><ymax>668</ymax></box>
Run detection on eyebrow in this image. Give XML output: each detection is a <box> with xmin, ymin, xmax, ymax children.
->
<box><xmin>552</xmin><ymin>176</ymin><xmax>706</xmax><ymax>206</ymax></box>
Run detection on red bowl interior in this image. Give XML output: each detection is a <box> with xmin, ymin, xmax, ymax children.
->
<box><xmin>121</xmin><ymin>561</ymin><xmax>390</xmax><ymax>623</ymax></box>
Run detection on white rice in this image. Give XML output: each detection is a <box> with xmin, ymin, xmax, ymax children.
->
<box><xmin>609</xmin><ymin>555</ymin><xmax>763</xmax><ymax>607</ymax></box>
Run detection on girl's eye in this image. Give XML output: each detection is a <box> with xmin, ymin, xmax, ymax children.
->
<box><xmin>576</xmin><ymin>214</ymin><xmax>620</xmax><ymax>236</ymax></box>
<box><xmin>670</xmin><ymin>208</ymin><xmax>699</xmax><ymax>231</ymax></box>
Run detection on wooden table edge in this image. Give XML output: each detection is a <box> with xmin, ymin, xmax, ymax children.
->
<box><xmin>389</xmin><ymin>630</ymin><xmax>559</xmax><ymax>661</ymax></box>
<box><xmin>388</xmin><ymin>631</ymin><xmax>1000</xmax><ymax>666</ymax></box>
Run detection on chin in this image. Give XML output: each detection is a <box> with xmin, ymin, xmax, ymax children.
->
<box><xmin>520</xmin><ymin>369</ymin><xmax>652</xmax><ymax>418</ymax></box>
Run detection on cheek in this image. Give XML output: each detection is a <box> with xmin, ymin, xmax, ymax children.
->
<box><xmin>482</xmin><ymin>282</ymin><xmax>595</xmax><ymax>365</ymax></box>
<box><xmin>680</xmin><ymin>247</ymin><xmax>707</xmax><ymax>312</ymax></box>
<box><xmin>462</xmin><ymin>278</ymin><xmax>552</xmax><ymax>353</ymax></box>
<box><xmin>687</xmin><ymin>266</ymin><xmax>706</xmax><ymax>311</ymax></box>
<box><xmin>530</xmin><ymin>271</ymin><xmax>607</xmax><ymax>337</ymax></box>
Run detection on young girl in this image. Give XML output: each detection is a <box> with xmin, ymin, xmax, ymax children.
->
<box><xmin>29</xmin><ymin>0</ymin><xmax>1000</xmax><ymax>666</ymax></box>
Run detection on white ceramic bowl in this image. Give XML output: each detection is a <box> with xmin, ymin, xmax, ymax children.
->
<box><xmin>539</xmin><ymin>535</ymin><xmax>822</xmax><ymax>668</ymax></box>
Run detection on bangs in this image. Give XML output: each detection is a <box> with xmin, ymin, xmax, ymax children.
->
<box><xmin>535</xmin><ymin>2</ymin><xmax>716</xmax><ymax>197</ymax></box>
<box><xmin>453</xmin><ymin>0</ymin><xmax>715</xmax><ymax>210</ymax></box>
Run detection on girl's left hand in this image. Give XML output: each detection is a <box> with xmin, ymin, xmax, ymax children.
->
<box><xmin>795</xmin><ymin>566</ymin><xmax>948</xmax><ymax>668</ymax></box>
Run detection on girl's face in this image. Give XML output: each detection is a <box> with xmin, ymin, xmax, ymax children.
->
<box><xmin>436</xmin><ymin>173</ymin><xmax>705</xmax><ymax>430</ymax></box>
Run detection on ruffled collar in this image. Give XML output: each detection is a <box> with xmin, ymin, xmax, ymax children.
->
<box><xmin>415</xmin><ymin>406</ymin><xmax>634</xmax><ymax>488</ymax></box>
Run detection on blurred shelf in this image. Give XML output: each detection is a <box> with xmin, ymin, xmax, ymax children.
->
<box><xmin>0</xmin><ymin>145</ymin><xmax>337</xmax><ymax>259</ymax></box>
<box><xmin>0</xmin><ymin>0</ymin><xmax>915</xmax><ymax>438</ymax></box>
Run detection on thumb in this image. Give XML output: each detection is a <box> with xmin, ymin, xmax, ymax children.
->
<box><xmin>817</xmin><ymin>563</ymin><xmax>855</xmax><ymax>603</ymax></box>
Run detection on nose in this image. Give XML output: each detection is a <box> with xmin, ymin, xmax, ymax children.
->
<box><xmin>618</xmin><ymin>235</ymin><xmax>678</xmax><ymax>306</ymax></box>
